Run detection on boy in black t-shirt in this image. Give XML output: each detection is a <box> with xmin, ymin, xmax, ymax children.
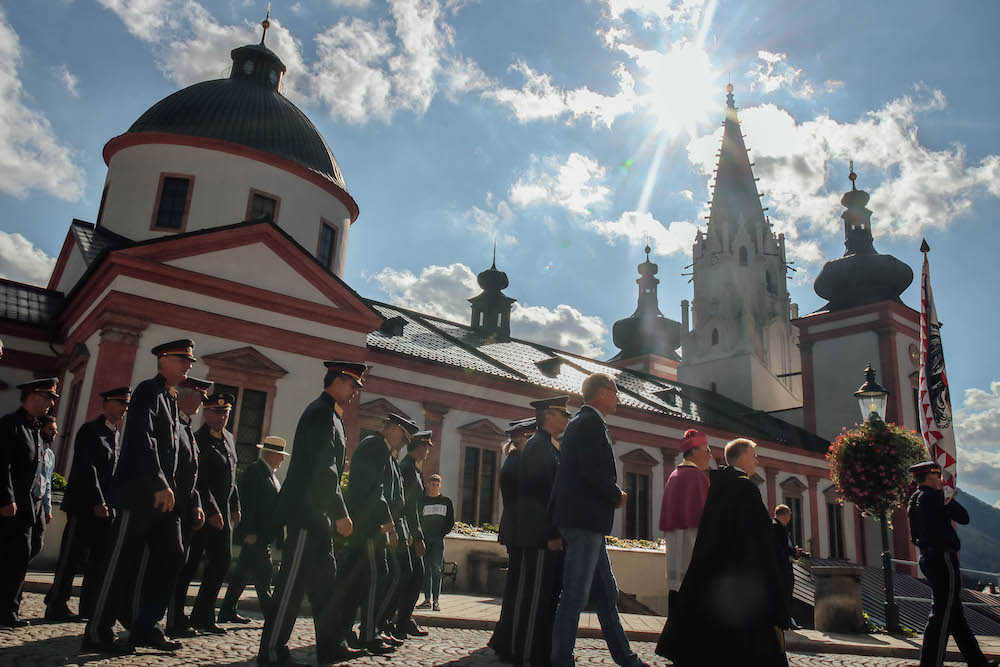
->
<box><xmin>417</xmin><ymin>474</ymin><xmax>454</xmax><ymax>611</ymax></box>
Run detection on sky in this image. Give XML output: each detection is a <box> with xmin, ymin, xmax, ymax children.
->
<box><xmin>1</xmin><ymin>0</ymin><xmax>999</xmax><ymax>505</ymax></box>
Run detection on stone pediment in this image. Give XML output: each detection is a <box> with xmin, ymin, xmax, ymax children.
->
<box><xmin>359</xmin><ymin>398</ymin><xmax>412</xmax><ymax>421</ymax></box>
<box><xmin>620</xmin><ymin>447</ymin><xmax>660</xmax><ymax>467</ymax></box>
<box><xmin>458</xmin><ymin>418</ymin><xmax>507</xmax><ymax>438</ymax></box>
<box><xmin>201</xmin><ymin>346</ymin><xmax>288</xmax><ymax>379</ymax></box>
<box><xmin>780</xmin><ymin>475</ymin><xmax>807</xmax><ymax>495</ymax></box>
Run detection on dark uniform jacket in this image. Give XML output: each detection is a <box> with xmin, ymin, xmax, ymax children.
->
<box><xmin>0</xmin><ymin>407</ymin><xmax>40</xmax><ymax>516</ymax></box>
<box><xmin>398</xmin><ymin>454</ymin><xmax>425</xmax><ymax>544</ymax></box>
<box><xmin>385</xmin><ymin>456</ymin><xmax>408</xmax><ymax>544</ymax></box>
<box><xmin>908</xmin><ymin>485</ymin><xmax>969</xmax><ymax>552</ymax></box>
<box><xmin>343</xmin><ymin>433</ymin><xmax>392</xmax><ymax>543</ymax></box>
<box><xmin>549</xmin><ymin>406</ymin><xmax>622</xmax><ymax>535</ymax></box>
<box><xmin>194</xmin><ymin>424</ymin><xmax>240</xmax><ymax>526</ymax></box>
<box><xmin>175</xmin><ymin>415</ymin><xmax>201</xmax><ymax>520</ymax></box>
<box><xmin>770</xmin><ymin>519</ymin><xmax>795</xmax><ymax>578</ymax></box>
<box><xmin>235</xmin><ymin>458</ymin><xmax>281</xmax><ymax>545</ymax></box>
<box><xmin>61</xmin><ymin>415</ymin><xmax>118</xmax><ymax>514</ymax></box>
<box><xmin>276</xmin><ymin>392</ymin><xmax>349</xmax><ymax>531</ymax></box>
<box><xmin>497</xmin><ymin>449</ymin><xmax>520</xmax><ymax>546</ymax></box>
<box><xmin>517</xmin><ymin>429</ymin><xmax>560</xmax><ymax>547</ymax></box>
<box><xmin>112</xmin><ymin>375</ymin><xmax>180</xmax><ymax>512</ymax></box>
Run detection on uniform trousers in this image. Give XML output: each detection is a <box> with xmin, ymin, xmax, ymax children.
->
<box><xmin>488</xmin><ymin>545</ymin><xmax>523</xmax><ymax>660</ymax></box>
<box><xmin>84</xmin><ymin>510</ymin><xmax>184</xmax><ymax>645</ymax></box>
<box><xmin>165</xmin><ymin>514</ymin><xmax>199</xmax><ymax>630</ymax></box>
<box><xmin>45</xmin><ymin>513</ymin><xmax>113</xmax><ymax>617</ymax></box>
<box><xmin>257</xmin><ymin>526</ymin><xmax>339</xmax><ymax>666</ymax></box>
<box><xmin>0</xmin><ymin>503</ymin><xmax>40</xmax><ymax>623</ymax></box>
<box><xmin>29</xmin><ymin>503</ymin><xmax>47</xmax><ymax>562</ymax></box>
<box><xmin>174</xmin><ymin>521</ymin><xmax>232</xmax><ymax>624</ymax></box>
<box><xmin>221</xmin><ymin>541</ymin><xmax>274</xmax><ymax>616</ymax></box>
<box><xmin>326</xmin><ymin>537</ymin><xmax>381</xmax><ymax>644</ymax></box>
<box><xmin>390</xmin><ymin>542</ymin><xmax>424</xmax><ymax>630</ymax></box>
<box><xmin>918</xmin><ymin>549</ymin><xmax>989</xmax><ymax>667</ymax></box>
<box><xmin>371</xmin><ymin>540</ymin><xmax>409</xmax><ymax>634</ymax></box>
<box><xmin>512</xmin><ymin>547</ymin><xmax>564</xmax><ymax>667</ymax></box>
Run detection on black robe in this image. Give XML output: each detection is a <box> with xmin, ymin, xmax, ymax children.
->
<box><xmin>657</xmin><ymin>466</ymin><xmax>789</xmax><ymax>667</ymax></box>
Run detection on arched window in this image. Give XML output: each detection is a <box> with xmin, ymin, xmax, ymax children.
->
<box><xmin>739</xmin><ymin>246</ymin><xmax>748</xmax><ymax>266</ymax></box>
<box><xmin>711</xmin><ymin>328</ymin><xmax>719</xmax><ymax>346</ymax></box>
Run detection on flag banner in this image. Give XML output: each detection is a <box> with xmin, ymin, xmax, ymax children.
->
<box><xmin>918</xmin><ymin>240</ymin><xmax>957</xmax><ymax>500</ymax></box>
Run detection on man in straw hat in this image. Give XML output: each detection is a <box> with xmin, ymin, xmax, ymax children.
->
<box><xmin>0</xmin><ymin>377</ymin><xmax>58</xmax><ymax>628</ymax></box>
<box><xmin>219</xmin><ymin>435</ymin><xmax>289</xmax><ymax>623</ymax></box>
<box><xmin>257</xmin><ymin>360</ymin><xmax>367</xmax><ymax>667</ymax></box>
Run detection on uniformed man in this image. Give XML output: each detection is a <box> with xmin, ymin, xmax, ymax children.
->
<box><xmin>331</xmin><ymin>412</ymin><xmax>419</xmax><ymax>656</ymax></box>
<box><xmin>0</xmin><ymin>378</ymin><xmax>57</xmax><ymax>628</ymax></box>
<box><xmin>83</xmin><ymin>339</ymin><xmax>194</xmax><ymax>654</ymax></box>
<box><xmin>45</xmin><ymin>387</ymin><xmax>130</xmax><ymax>621</ymax></box>
<box><xmin>219</xmin><ymin>435</ymin><xmax>289</xmax><ymax>622</ymax></box>
<box><xmin>388</xmin><ymin>429</ymin><xmax>432</xmax><ymax>641</ymax></box>
<box><xmin>31</xmin><ymin>415</ymin><xmax>58</xmax><ymax>562</ymax></box>
<box><xmin>257</xmin><ymin>361</ymin><xmax>367</xmax><ymax>667</ymax></box>
<box><xmin>175</xmin><ymin>391</ymin><xmax>240</xmax><ymax>634</ymax></box>
<box><xmin>512</xmin><ymin>395</ymin><xmax>572</xmax><ymax>666</ymax></box>
<box><xmin>488</xmin><ymin>417</ymin><xmax>535</xmax><ymax>660</ymax></box>
<box><xmin>907</xmin><ymin>461</ymin><xmax>999</xmax><ymax>667</ymax></box>
<box><xmin>165</xmin><ymin>376</ymin><xmax>210</xmax><ymax>637</ymax></box>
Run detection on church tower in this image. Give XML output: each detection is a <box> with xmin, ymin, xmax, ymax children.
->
<box><xmin>469</xmin><ymin>249</ymin><xmax>515</xmax><ymax>341</ymax></box>
<box><xmin>678</xmin><ymin>85</ymin><xmax>802</xmax><ymax>411</ymax></box>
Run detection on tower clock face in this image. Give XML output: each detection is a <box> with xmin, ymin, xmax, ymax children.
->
<box><xmin>908</xmin><ymin>343</ymin><xmax>920</xmax><ymax>367</ymax></box>
<box><xmin>242</xmin><ymin>59</ymin><xmax>255</xmax><ymax>75</ymax></box>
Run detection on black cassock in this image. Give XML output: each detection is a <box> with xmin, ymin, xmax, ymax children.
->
<box><xmin>656</xmin><ymin>466</ymin><xmax>789</xmax><ymax>667</ymax></box>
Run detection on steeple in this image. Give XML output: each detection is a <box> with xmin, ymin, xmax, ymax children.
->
<box><xmin>469</xmin><ymin>248</ymin><xmax>515</xmax><ymax>341</ymax></box>
<box><xmin>229</xmin><ymin>8</ymin><xmax>286</xmax><ymax>92</ymax></box>
<box><xmin>610</xmin><ymin>246</ymin><xmax>681</xmax><ymax>361</ymax></box>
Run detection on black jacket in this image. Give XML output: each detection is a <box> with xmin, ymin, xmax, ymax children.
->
<box><xmin>770</xmin><ymin>519</ymin><xmax>795</xmax><ymax>582</ymax></box>
<box><xmin>236</xmin><ymin>458</ymin><xmax>281</xmax><ymax>544</ymax></box>
<box><xmin>549</xmin><ymin>406</ymin><xmax>622</xmax><ymax>535</ymax></box>
<box><xmin>174</xmin><ymin>415</ymin><xmax>201</xmax><ymax>519</ymax></box>
<box><xmin>111</xmin><ymin>375</ymin><xmax>180</xmax><ymax>512</ymax></box>
<box><xmin>386</xmin><ymin>455</ymin><xmax>408</xmax><ymax>543</ymax></box>
<box><xmin>194</xmin><ymin>424</ymin><xmax>240</xmax><ymax>526</ymax></box>
<box><xmin>276</xmin><ymin>392</ymin><xmax>349</xmax><ymax>530</ymax></box>
<box><xmin>61</xmin><ymin>415</ymin><xmax>118</xmax><ymax>514</ymax></box>
<box><xmin>908</xmin><ymin>485</ymin><xmax>969</xmax><ymax>552</ymax></box>
<box><xmin>497</xmin><ymin>449</ymin><xmax>520</xmax><ymax>545</ymax></box>
<box><xmin>517</xmin><ymin>429</ymin><xmax>560</xmax><ymax>547</ymax></box>
<box><xmin>398</xmin><ymin>453</ymin><xmax>425</xmax><ymax>543</ymax></box>
<box><xmin>343</xmin><ymin>433</ymin><xmax>392</xmax><ymax>543</ymax></box>
<box><xmin>0</xmin><ymin>407</ymin><xmax>40</xmax><ymax>515</ymax></box>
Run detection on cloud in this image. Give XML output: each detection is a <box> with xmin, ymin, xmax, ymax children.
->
<box><xmin>0</xmin><ymin>10</ymin><xmax>84</xmax><ymax>201</ymax></box>
<box><xmin>0</xmin><ymin>232</ymin><xmax>57</xmax><ymax>286</ymax></box>
<box><xmin>509</xmin><ymin>153</ymin><xmax>611</xmax><ymax>215</ymax></box>
<box><xmin>313</xmin><ymin>18</ymin><xmax>394</xmax><ymax>123</ymax></box>
<box><xmin>602</xmin><ymin>0</ymin><xmax>707</xmax><ymax>27</ymax></box>
<box><xmin>678</xmin><ymin>189</ymin><xmax>693</xmax><ymax>200</ymax></box>
<box><xmin>748</xmin><ymin>50</ymin><xmax>815</xmax><ymax>99</ymax></box>
<box><xmin>588</xmin><ymin>210</ymin><xmax>699</xmax><ymax>257</ymax></box>
<box><xmin>954</xmin><ymin>381</ymin><xmax>1000</xmax><ymax>498</ymax></box>
<box><xmin>52</xmin><ymin>64</ymin><xmax>79</xmax><ymax>97</ymax></box>
<box><xmin>330</xmin><ymin>0</ymin><xmax>373</xmax><ymax>7</ymax></box>
<box><xmin>373</xmin><ymin>262</ymin><xmax>608</xmax><ymax>356</ymax></box>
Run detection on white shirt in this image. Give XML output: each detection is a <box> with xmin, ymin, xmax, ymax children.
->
<box><xmin>262</xmin><ymin>457</ymin><xmax>281</xmax><ymax>491</ymax></box>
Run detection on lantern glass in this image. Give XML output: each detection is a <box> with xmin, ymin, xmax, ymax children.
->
<box><xmin>857</xmin><ymin>393</ymin><xmax>888</xmax><ymax>421</ymax></box>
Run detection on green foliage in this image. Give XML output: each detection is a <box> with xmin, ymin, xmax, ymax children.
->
<box><xmin>862</xmin><ymin>612</ymin><xmax>918</xmax><ymax>637</ymax></box>
<box><xmin>51</xmin><ymin>472</ymin><xmax>66</xmax><ymax>493</ymax></box>
<box><xmin>481</xmin><ymin>522</ymin><xmax>499</xmax><ymax>534</ymax></box>
<box><xmin>605</xmin><ymin>535</ymin><xmax>664</xmax><ymax>551</ymax></box>
<box><xmin>826</xmin><ymin>416</ymin><xmax>927</xmax><ymax>515</ymax></box>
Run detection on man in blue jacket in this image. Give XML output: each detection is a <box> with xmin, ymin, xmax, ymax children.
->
<box><xmin>549</xmin><ymin>373</ymin><xmax>647</xmax><ymax>667</ymax></box>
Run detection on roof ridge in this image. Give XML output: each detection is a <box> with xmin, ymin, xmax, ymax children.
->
<box><xmin>0</xmin><ymin>277</ymin><xmax>63</xmax><ymax>296</ymax></box>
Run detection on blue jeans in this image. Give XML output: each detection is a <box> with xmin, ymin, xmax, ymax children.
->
<box><xmin>551</xmin><ymin>527</ymin><xmax>640</xmax><ymax>667</ymax></box>
<box><xmin>423</xmin><ymin>537</ymin><xmax>445</xmax><ymax>601</ymax></box>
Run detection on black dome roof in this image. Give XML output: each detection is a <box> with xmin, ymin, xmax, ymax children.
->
<box><xmin>126</xmin><ymin>77</ymin><xmax>347</xmax><ymax>191</ymax></box>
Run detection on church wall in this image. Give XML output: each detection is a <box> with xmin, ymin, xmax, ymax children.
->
<box><xmin>102</xmin><ymin>144</ymin><xmax>351</xmax><ymax>277</ymax></box>
<box><xmin>0</xmin><ymin>367</ymin><xmax>37</xmax><ymax>417</ymax></box>
<box><xmin>893</xmin><ymin>328</ymin><xmax>920</xmax><ymax>430</ymax></box>
<box><xmin>55</xmin><ymin>243</ymin><xmax>89</xmax><ymax>295</ymax></box>
<box><xmin>749</xmin><ymin>354</ymin><xmax>803</xmax><ymax>412</ymax></box>
<box><xmin>811</xmin><ymin>331</ymin><xmax>881</xmax><ymax>441</ymax></box>
<box><xmin>54</xmin><ymin>331</ymin><xmax>102</xmax><ymax>475</ymax></box>
<box><xmin>0</xmin><ymin>332</ymin><xmax>62</xmax><ymax>417</ymax></box>
<box><xmin>678</xmin><ymin>352</ymin><xmax>754</xmax><ymax>406</ymax></box>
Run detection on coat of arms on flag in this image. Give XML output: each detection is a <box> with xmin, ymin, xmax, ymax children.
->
<box><xmin>918</xmin><ymin>239</ymin><xmax>957</xmax><ymax>499</ymax></box>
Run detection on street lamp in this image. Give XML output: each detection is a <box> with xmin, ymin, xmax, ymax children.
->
<box><xmin>854</xmin><ymin>364</ymin><xmax>901</xmax><ymax>634</ymax></box>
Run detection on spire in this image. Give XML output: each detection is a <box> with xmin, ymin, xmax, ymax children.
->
<box><xmin>705</xmin><ymin>84</ymin><xmax>769</xmax><ymax>244</ymax></box>
<box><xmin>260</xmin><ymin>3</ymin><xmax>271</xmax><ymax>45</ymax></box>
<box><xmin>841</xmin><ymin>162</ymin><xmax>875</xmax><ymax>256</ymax></box>
<box><xmin>469</xmin><ymin>252</ymin><xmax>515</xmax><ymax>341</ymax></box>
<box><xmin>610</xmin><ymin>246</ymin><xmax>681</xmax><ymax>361</ymax></box>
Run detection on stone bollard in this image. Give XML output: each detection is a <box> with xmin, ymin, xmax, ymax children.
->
<box><xmin>812</xmin><ymin>565</ymin><xmax>866</xmax><ymax>634</ymax></box>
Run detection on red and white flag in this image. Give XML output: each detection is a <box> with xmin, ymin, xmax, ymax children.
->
<box><xmin>918</xmin><ymin>239</ymin><xmax>957</xmax><ymax>500</ymax></box>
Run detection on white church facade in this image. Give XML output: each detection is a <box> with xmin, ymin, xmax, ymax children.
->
<box><xmin>0</xmin><ymin>33</ymin><xmax>926</xmax><ymax>569</ymax></box>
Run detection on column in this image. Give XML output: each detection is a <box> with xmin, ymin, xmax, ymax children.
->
<box><xmin>661</xmin><ymin>448</ymin><xmax>678</xmax><ymax>487</ymax></box>
<box><xmin>85</xmin><ymin>312</ymin><xmax>147</xmax><ymax>419</ymax></box>
<box><xmin>808</xmin><ymin>475</ymin><xmax>821</xmax><ymax>556</ymax></box>
<box><xmin>422</xmin><ymin>402</ymin><xmax>450</xmax><ymax>479</ymax></box>
<box><xmin>765</xmin><ymin>467</ymin><xmax>778</xmax><ymax>513</ymax></box>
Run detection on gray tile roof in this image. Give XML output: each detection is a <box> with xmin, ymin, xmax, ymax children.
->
<box><xmin>0</xmin><ymin>279</ymin><xmax>63</xmax><ymax>328</ymax></box>
<box><xmin>365</xmin><ymin>300</ymin><xmax>828</xmax><ymax>453</ymax></box>
<box><xmin>70</xmin><ymin>220</ymin><xmax>131</xmax><ymax>266</ymax></box>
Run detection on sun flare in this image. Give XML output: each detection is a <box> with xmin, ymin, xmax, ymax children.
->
<box><xmin>643</xmin><ymin>42</ymin><xmax>721</xmax><ymax>137</ymax></box>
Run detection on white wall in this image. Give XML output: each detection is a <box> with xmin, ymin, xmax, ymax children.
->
<box><xmin>812</xmin><ymin>331</ymin><xmax>881</xmax><ymax>441</ymax></box>
<box><xmin>55</xmin><ymin>243</ymin><xmax>89</xmax><ymax>294</ymax></box>
<box><xmin>101</xmin><ymin>144</ymin><xmax>352</xmax><ymax>277</ymax></box>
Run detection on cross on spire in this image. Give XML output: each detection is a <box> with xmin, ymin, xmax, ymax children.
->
<box><xmin>260</xmin><ymin>3</ymin><xmax>271</xmax><ymax>45</ymax></box>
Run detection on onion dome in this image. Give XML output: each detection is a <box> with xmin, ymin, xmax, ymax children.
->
<box><xmin>814</xmin><ymin>166</ymin><xmax>913</xmax><ymax>310</ymax></box>
<box><xmin>469</xmin><ymin>246</ymin><xmax>516</xmax><ymax>341</ymax></box>
<box><xmin>611</xmin><ymin>246</ymin><xmax>682</xmax><ymax>361</ymax></box>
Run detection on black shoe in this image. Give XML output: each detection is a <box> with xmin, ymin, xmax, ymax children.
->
<box><xmin>345</xmin><ymin>630</ymin><xmax>364</xmax><ymax>650</ymax></box>
<box><xmin>166</xmin><ymin>624</ymin><xmax>198</xmax><ymax>638</ymax></box>
<box><xmin>257</xmin><ymin>659</ymin><xmax>310</xmax><ymax>667</ymax></box>
<box><xmin>402</xmin><ymin>619</ymin><xmax>429</xmax><ymax>637</ymax></box>
<box><xmin>0</xmin><ymin>618</ymin><xmax>29</xmax><ymax>628</ymax></box>
<box><xmin>218</xmin><ymin>610</ymin><xmax>252</xmax><ymax>624</ymax></box>
<box><xmin>80</xmin><ymin>636</ymin><xmax>135</xmax><ymax>654</ymax></box>
<box><xmin>317</xmin><ymin>642</ymin><xmax>367</xmax><ymax>662</ymax></box>
<box><xmin>130</xmin><ymin>633</ymin><xmax>183</xmax><ymax>651</ymax></box>
<box><xmin>380</xmin><ymin>631</ymin><xmax>404</xmax><ymax>647</ymax></box>
<box><xmin>358</xmin><ymin>639</ymin><xmax>396</xmax><ymax>655</ymax></box>
<box><xmin>191</xmin><ymin>621</ymin><xmax>227</xmax><ymax>635</ymax></box>
<box><xmin>45</xmin><ymin>605</ymin><xmax>81</xmax><ymax>622</ymax></box>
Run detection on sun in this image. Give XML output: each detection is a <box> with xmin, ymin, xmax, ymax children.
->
<box><xmin>643</xmin><ymin>42</ymin><xmax>721</xmax><ymax>137</ymax></box>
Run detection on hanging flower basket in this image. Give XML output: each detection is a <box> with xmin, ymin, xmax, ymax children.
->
<box><xmin>826</xmin><ymin>416</ymin><xmax>927</xmax><ymax>516</ymax></box>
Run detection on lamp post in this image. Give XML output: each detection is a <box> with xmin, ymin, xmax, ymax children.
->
<box><xmin>854</xmin><ymin>364</ymin><xmax>901</xmax><ymax>634</ymax></box>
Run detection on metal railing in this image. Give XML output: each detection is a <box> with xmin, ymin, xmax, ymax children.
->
<box><xmin>890</xmin><ymin>558</ymin><xmax>1000</xmax><ymax>607</ymax></box>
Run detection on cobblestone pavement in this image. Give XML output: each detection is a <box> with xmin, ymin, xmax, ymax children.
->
<box><xmin>0</xmin><ymin>593</ymin><xmax>962</xmax><ymax>666</ymax></box>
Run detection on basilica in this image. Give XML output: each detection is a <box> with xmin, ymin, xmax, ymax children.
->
<box><xmin>0</xmin><ymin>32</ymin><xmax>925</xmax><ymax>582</ymax></box>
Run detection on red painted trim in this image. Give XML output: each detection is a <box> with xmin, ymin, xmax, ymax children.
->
<box><xmin>765</xmin><ymin>469</ymin><xmax>778</xmax><ymax>513</ymax></box>
<box><xmin>1</xmin><ymin>348</ymin><xmax>59</xmax><ymax>372</ymax></box>
<box><xmin>422</xmin><ymin>404</ymin><xmax>448</xmax><ymax>479</ymax></box>
<box><xmin>801</xmin><ymin>341</ymin><xmax>816</xmax><ymax>434</ymax></box>
<box><xmin>800</xmin><ymin>318</ymin><xmax>916</xmax><ymax>344</ymax></box>
<box><xmin>794</xmin><ymin>299</ymin><xmax>918</xmax><ymax>328</ymax></box>
<box><xmin>878</xmin><ymin>329</ymin><xmax>905</xmax><ymax>425</ymax></box>
<box><xmin>47</xmin><ymin>229</ymin><xmax>77</xmax><ymax>290</ymax></box>
<box><xmin>64</xmin><ymin>291</ymin><xmax>369</xmax><ymax>363</ymax></box>
<box><xmin>103</xmin><ymin>132</ymin><xmax>359</xmax><ymax>223</ymax></box>
<box><xmin>149</xmin><ymin>172</ymin><xmax>196</xmax><ymax>233</ymax></box>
